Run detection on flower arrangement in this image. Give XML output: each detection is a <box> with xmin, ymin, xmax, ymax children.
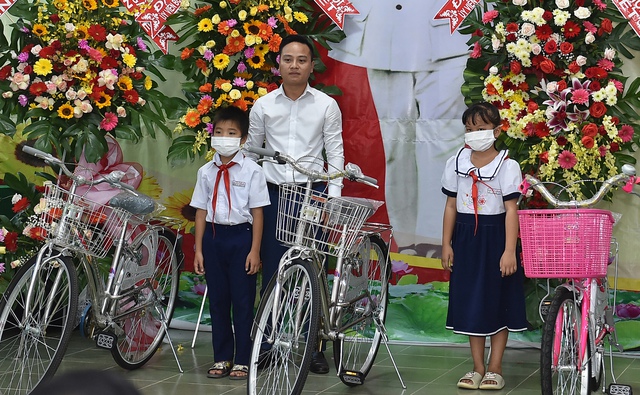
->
<box><xmin>0</xmin><ymin>0</ymin><xmax>179</xmax><ymax>163</ymax></box>
<box><xmin>164</xmin><ymin>0</ymin><xmax>344</xmax><ymax>164</ymax></box>
<box><xmin>0</xmin><ymin>172</ymin><xmax>48</xmax><ymax>289</ymax></box>
<box><xmin>460</xmin><ymin>0</ymin><xmax>640</xmax><ymax>202</ymax></box>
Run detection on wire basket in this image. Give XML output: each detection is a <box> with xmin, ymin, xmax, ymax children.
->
<box><xmin>38</xmin><ymin>183</ymin><xmax>132</xmax><ymax>258</ymax></box>
<box><xmin>276</xmin><ymin>184</ymin><xmax>376</xmax><ymax>257</ymax></box>
<box><xmin>518</xmin><ymin>209</ymin><xmax>614</xmax><ymax>278</ymax></box>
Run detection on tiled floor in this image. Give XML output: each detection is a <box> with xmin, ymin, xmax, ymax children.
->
<box><xmin>56</xmin><ymin>329</ymin><xmax>640</xmax><ymax>395</ymax></box>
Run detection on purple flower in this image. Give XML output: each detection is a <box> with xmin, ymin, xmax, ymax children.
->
<box><xmin>78</xmin><ymin>40</ymin><xmax>90</xmax><ymax>50</ymax></box>
<box><xmin>227</xmin><ymin>19</ymin><xmax>237</xmax><ymax>27</ymax></box>
<box><xmin>0</xmin><ymin>262</ymin><xmax>5</xmax><ymax>274</ymax></box>
<box><xmin>204</xmin><ymin>50</ymin><xmax>214</xmax><ymax>61</ymax></box>
<box><xmin>17</xmin><ymin>52</ymin><xmax>29</xmax><ymax>62</ymax></box>
<box><xmin>18</xmin><ymin>95</ymin><xmax>28</xmax><ymax>106</ymax></box>
<box><xmin>20</xmin><ymin>27</ymin><xmax>29</xmax><ymax>33</ymax></box>
<box><xmin>268</xmin><ymin>16</ymin><xmax>277</xmax><ymax>28</ymax></box>
<box><xmin>244</xmin><ymin>47</ymin><xmax>255</xmax><ymax>58</ymax></box>
<box><xmin>206</xmin><ymin>122</ymin><xmax>214</xmax><ymax>135</ymax></box>
<box><xmin>137</xmin><ymin>37</ymin><xmax>147</xmax><ymax>51</ymax></box>
<box><xmin>233</xmin><ymin>77</ymin><xmax>246</xmax><ymax>87</ymax></box>
<box><xmin>271</xmin><ymin>67</ymin><xmax>280</xmax><ymax>76</ymax></box>
<box><xmin>615</xmin><ymin>303</ymin><xmax>640</xmax><ymax>320</ymax></box>
<box><xmin>237</xmin><ymin>62</ymin><xmax>247</xmax><ymax>73</ymax></box>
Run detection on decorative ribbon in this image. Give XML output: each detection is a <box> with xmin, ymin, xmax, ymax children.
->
<box><xmin>623</xmin><ymin>175</ymin><xmax>640</xmax><ymax>193</ymax></box>
<box><xmin>469</xmin><ymin>169</ymin><xmax>495</xmax><ymax>235</ymax></box>
<box><xmin>434</xmin><ymin>0</ymin><xmax>482</xmax><ymax>34</ymax></box>
<box><xmin>313</xmin><ymin>0</ymin><xmax>359</xmax><ymax>30</ymax></box>
<box><xmin>212</xmin><ymin>161</ymin><xmax>237</xmax><ymax>220</ymax></box>
<box><xmin>612</xmin><ymin>0</ymin><xmax>640</xmax><ymax>38</ymax></box>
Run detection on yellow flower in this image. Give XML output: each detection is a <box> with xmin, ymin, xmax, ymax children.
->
<box><xmin>33</xmin><ymin>59</ymin><xmax>53</xmax><ymax>76</ymax></box>
<box><xmin>95</xmin><ymin>92</ymin><xmax>112</xmax><ymax>109</ymax></box>
<box><xmin>221</xmin><ymin>82</ymin><xmax>232</xmax><ymax>92</ymax></box>
<box><xmin>212</xmin><ymin>14</ymin><xmax>221</xmax><ymax>24</ymax></box>
<box><xmin>101</xmin><ymin>0</ymin><xmax>118</xmax><ymax>7</ymax></box>
<box><xmin>53</xmin><ymin>0</ymin><xmax>67</xmax><ymax>10</ymax></box>
<box><xmin>213</xmin><ymin>53</ymin><xmax>230</xmax><ymax>70</ymax></box>
<box><xmin>238</xmin><ymin>10</ymin><xmax>247</xmax><ymax>21</ymax></box>
<box><xmin>246</xmin><ymin>80</ymin><xmax>254</xmax><ymax>89</ymax></box>
<box><xmin>254</xmin><ymin>43</ymin><xmax>269</xmax><ymax>55</ymax></box>
<box><xmin>162</xmin><ymin>189</ymin><xmax>197</xmax><ymax>233</ymax></box>
<box><xmin>230</xmin><ymin>29</ymin><xmax>240</xmax><ymax>38</ymax></box>
<box><xmin>246</xmin><ymin>54</ymin><xmax>265</xmax><ymax>69</ymax></box>
<box><xmin>250</xmin><ymin>6</ymin><xmax>257</xmax><ymax>16</ymax></box>
<box><xmin>122</xmin><ymin>53</ymin><xmax>136</xmax><ymax>68</ymax></box>
<box><xmin>75</xmin><ymin>25</ymin><xmax>89</xmax><ymax>40</ymax></box>
<box><xmin>206</xmin><ymin>40</ymin><xmax>216</xmax><ymax>48</ymax></box>
<box><xmin>245</xmin><ymin>35</ymin><xmax>256</xmax><ymax>46</ymax></box>
<box><xmin>82</xmin><ymin>0</ymin><xmax>97</xmax><ymax>11</ymax></box>
<box><xmin>198</xmin><ymin>18</ymin><xmax>213</xmax><ymax>32</ymax></box>
<box><xmin>229</xmin><ymin>89</ymin><xmax>241</xmax><ymax>100</ymax></box>
<box><xmin>0</xmin><ymin>246</ymin><xmax>6</xmax><ymax>254</ymax></box>
<box><xmin>32</xmin><ymin>24</ymin><xmax>48</xmax><ymax>37</ymax></box>
<box><xmin>117</xmin><ymin>75</ymin><xmax>133</xmax><ymax>90</ymax></box>
<box><xmin>219</xmin><ymin>0</ymin><xmax>226</xmax><ymax>8</ymax></box>
<box><xmin>57</xmin><ymin>103</ymin><xmax>74</xmax><ymax>119</ymax></box>
<box><xmin>257</xmin><ymin>87</ymin><xmax>267</xmax><ymax>96</ymax></box>
<box><xmin>144</xmin><ymin>76</ymin><xmax>153</xmax><ymax>90</ymax></box>
<box><xmin>293</xmin><ymin>12</ymin><xmax>308</xmax><ymax>23</ymax></box>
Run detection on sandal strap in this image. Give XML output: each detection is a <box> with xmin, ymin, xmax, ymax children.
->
<box><xmin>231</xmin><ymin>364</ymin><xmax>248</xmax><ymax>373</ymax></box>
<box><xmin>211</xmin><ymin>361</ymin><xmax>231</xmax><ymax>370</ymax></box>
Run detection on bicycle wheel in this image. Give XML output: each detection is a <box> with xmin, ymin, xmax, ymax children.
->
<box><xmin>247</xmin><ymin>258</ymin><xmax>321</xmax><ymax>395</ymax></box>
<box><xmin>110</xmin><ymin>228</ymin><xmax>180</xmax><ymax>369</ymax></box>
<box><xmin>0</xmin><ymin>250</ymin><xmax>78</xmax><ymax>395</ymax></box>
<box><xmin>541</xmin><ymin>287</ymin><xmax>591</xmax><ymax>395</ymax></box>
<box><xmin>332</xmin><ymin>234</ymin><xmax>390</xmax><ymax>385</ymax></box>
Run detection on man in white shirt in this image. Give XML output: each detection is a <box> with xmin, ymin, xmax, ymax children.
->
<box><xmin>245</xmin><ymin>34</ymin><xmax>344</xmax><ymax>375</ymax></box>
<box><xmin>329</xmin><ymin>0</ymin><xmax>469</xmax><ymax>254</ymax></box>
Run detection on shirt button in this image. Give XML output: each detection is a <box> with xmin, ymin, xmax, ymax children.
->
<box><xmin>395</xmin><ymin>4</ymin><xmax>402</xmax><ymax>10</ymax></box>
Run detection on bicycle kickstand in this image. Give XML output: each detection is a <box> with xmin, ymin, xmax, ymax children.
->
<box><xmin>374</xmin><ymin>316</ymin><xmax>406</xmax><ymax>389</ymax></box>
<box><xmin>155</xmin><ymin>304</ymin><xmax>184</xmax><ymax>373</ymax></box>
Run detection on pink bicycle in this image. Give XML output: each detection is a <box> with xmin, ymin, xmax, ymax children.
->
<box><xmin>519</xmin><ymin>165</ymin><xmax>635</xmax><ymax>395</ymax></box>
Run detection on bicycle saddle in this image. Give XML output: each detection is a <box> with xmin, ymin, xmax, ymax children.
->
<box><xmin>109</xmin><ymin>191</ymin><xmax>155</xmax><ymax>215</ymax></box>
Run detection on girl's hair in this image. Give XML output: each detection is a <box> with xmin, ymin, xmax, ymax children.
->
<box><xmin>462</xmin><ymin>102</ymin><xmax>501</xmax><ymax>128</ymax></box>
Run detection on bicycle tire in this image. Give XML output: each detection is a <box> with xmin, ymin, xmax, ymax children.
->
<box><xmin>247</xmin><ymin>258</ymin><xmax>321</xmax><ymax>395</ymax></box>
<box><xmin>541</xmin><ymin>287</ymin><xmax>591</xmax><ymax>395</ymax></box>
<box><xmin>0</xmin><ymin>250</ymin><xmax>78</xmax><ymax>395</ymax></box>
<box><xmin>332</xmin><ymin>234</ymin><xmax>390</xmax><ymax>385</ymax></box>
<box><xmin>110</xmin><ymin>228</ymin><xmax>180</xmax><ymax>369</ymax></box>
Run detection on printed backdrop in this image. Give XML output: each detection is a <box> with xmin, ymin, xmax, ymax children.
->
<box><xmin>2</xmin><ymin>1</ymin><xmax>640</xmax><ymax>349</ymax></box>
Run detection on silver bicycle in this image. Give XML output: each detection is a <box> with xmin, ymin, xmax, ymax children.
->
<box><xmin>246</xmin><ymin>147</ymin><xmax>405</xmax><ymax>395</ymax></box>
<box><xmin>0</xmin><ymin>146</ymin><xmax>183</xmax><ymax>395</ymax></box>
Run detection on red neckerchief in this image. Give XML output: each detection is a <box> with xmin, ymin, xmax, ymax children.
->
<box><xmin>212</xmin><ymin>161</ymin><xmax>237</xmax><ymax>221</ymax></box>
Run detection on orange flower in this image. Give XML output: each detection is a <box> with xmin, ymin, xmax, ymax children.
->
<box><xmin>486</xmin><ymin>83</ymin><xmax>498</xmax><ymax>96</ymax></box>
<box><xmin>199</xmin><ymin>83</ymin><xmax>213</xmax><ymax>93</ymax></box>
<box><xmin>195</xmin><ymin>58</ymin><xmax>208</xmax><ymax>72</ymax></box>
<box><xmin>257</xmin><ymin>23</ymin><xmax>273</xmax><ymax>41</ymax></box>
<box><xmin>197</xmin><ymin>96</ymin><xmax>214</xmax><ymax>115</ymax></box>
<box><xmin>224</xmin><ymin>35</ymin><xmax>245</xmax><ymax>55</ymax></box>
<box><xmin>232</xmin><ymin>99</ymin><xmax>249</xmax><ymax>111</ymax></box>
<box><xmin>277</xmin><ymin>15</ymin><xmax>297</xmax><ymax>35</ymax></box>
<box><xmin>257</xmin><ymin>4</ymin><xmax>269</xmax><ymax>11</ymax></box>
<box><xmin>215</xmin><ymin>78</ymin><xmax>231</xmax><ymax>89</ymax></box>
<box><xmin>194</xmin><ymin>4</ymin><xmax>211</xmax><ymax>16</ymax></box>
<box><xmin>184</xmin><ymin>110</ymin><xmax>201</xmax><ymax>128</ymax></box>
<box><xmin>181</xmin><ymin>47</ymin><xmax>195</xmax><ymax>60</ymax></box>
<box><xmin>218</xmin><ymin>21</ymin><xmax>233</xmax><ymax>36</ymax></box>
<box><xmin>268</xmin><ymin>34</ymin><xmax>282</xmax><ymax>53</ymax></box>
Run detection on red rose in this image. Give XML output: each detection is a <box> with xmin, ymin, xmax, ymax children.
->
<box><xmin>540</xmin><ymin>151</ymin><xmax>549</xmax><ymax>163</ymax></box>
<box><xmin>539</xmin><ymin>58</ymin><xmax>556</xmax><ymax>74</ymax></box>
<box><xmin>506</xmin><ymin>22</ymin><xmax>519</xmax><ymax>33</ymax></box>
<box><xmin>590</xmin><ymin>80</ymin><xmax>601</xmax><ymax>91</ymax></box>
<box><xmin>12</xmin><ymin>197</ymin><xmax>30</xmax><ymax>213</ymax></box>
<box><xmin>556</xmin><ymin>136</ymin><xmax>568</xmax><ymax>146</ymax></box>
<box><xmin>568</xmin><ymin>61</ymin><xmax>580</xmax><ymax>74</ymax></box>
<box><xmin>599</xmin><ymin>18</ymin><xmax>613</xmax><ymax>35</ymax></box>
<box><xmin>5</xmin><ymin>232</ymin><xmax>18</xmax><ymax>252</ymax></box>
<box><xmin>542</xmin><ymin>10</ymin><xmax>553</xmax><ymax>21</ymax></box>
<box><xmin>581</xmin><ymin>136</ymin><xmax>595</xmax><ymax>149</ymax></box>
<box><xmin>527</xmin><ymin>100</ymin><xmax>538</xmax><ymax>112</ymax></box>
<box><xmin>610</xmin><ymin>142</ymin><xmax>620</xmax><ymax>152</ymax></box>
<box><xmin>599</xmin><ymin>126</ymin><xmax>606</xmax><ymax>136</ymax></box>
<box><xmin>50</xmin><ymin>14</ymin><xmax>60</xmax><ymax>23</ymax></box>
<box><xmin>559</xmin><ymin>42</ymin><xmax>574</xmax><ymax>54</ymax></box>
<box><xmin>589</xmin><ymin>102</ymin><xmax>607</xmax><ymax>118</ymax></box>
<box><xmin>557</xmin><ymin>80</ymin><xmax>568</xmax><ymax>91</ymax></box>
<box><xmin>544</xmin><ymin>40</ymin><xmax>557</xmax><ymax>54</ymax></box>
<box><xmin>506</xmin><ymin>33</ymin><xmax>517</xmax><ymax>42</ymax></box>
<box><xmin>510</xmin><ymin>61</ymin><xmax>522</xmax><ymax>75</ymax></box>
<box><xmin>582</xmin><ymin>123</ymin><xmax>598</xmax><ymax>137</ymax></box>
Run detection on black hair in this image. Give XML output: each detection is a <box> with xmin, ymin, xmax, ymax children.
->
<box><xmin>462</xmin><ymin>102</ymin><xmax>501</xmax><ymax>128</ymax></box>
<box><xmin>279</xmin><ymin>34</ymin><xmax>315</xmax><ymax>60</ymax></box>
<box><xmin>30</xmin><ymin>370</ymin><xmax>141</xmax><ymax>395</ymax></box>
<box><xmin>213</xmin><ymin>106</ymin><xmax>249</xmax><ymax>138</ymax></box>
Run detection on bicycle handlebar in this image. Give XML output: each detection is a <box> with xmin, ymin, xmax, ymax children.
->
<box><xmin>245</xmin><ymin>146</ymin><xmax>378</xmax><ymax>188</ymax></box>
<box><xmin>22</xmin><ymin>146</ymin><xmax>135</xmax><ymax>191</ymax></box>
<box><xmin>521</xmin><ymin>164</ymin><xmax>637</xmax><ymax>208</ymax></box>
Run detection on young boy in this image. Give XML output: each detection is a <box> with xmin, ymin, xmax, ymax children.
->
<box><xmin>190</xmin><ymin>106</ymin><xmax>270</xmax><ymax>379</ymax></box>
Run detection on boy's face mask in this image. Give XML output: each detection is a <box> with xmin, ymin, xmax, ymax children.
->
<box><xmin>211</xmin><ymin>136</ymin><xmax>241</xmax><ymax>157</ymax></box>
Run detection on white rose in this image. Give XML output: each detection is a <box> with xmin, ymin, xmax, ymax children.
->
<box><xmin>546</xmin><ymin>81</ymin><xmax>558</xmax><ymax>94</ymax></box>
<box><xmin>520</xmin><ymin>23</ymin><xmax>535</xmax><ymax>36</ymax></box>
<box><xmin>555</xmin><ymin>0</ymin><xmax>569</xmax><ymax>9</ymax></box>
<box><xmin>604</xmin><ymin>48</ymin><xmax>616</xmax><ymax>60</ymax></box>
<box><xmin>576</xmin><ymin>55</ymin><xmax>587</xmax><ymax>66</ymax></box>
<box><xmin>574</xmin><ymin>7</ymin><xmax>591</xmax><ymax>19</ymax></box>
<box><xmin>2</xmin><ymin>91</ymin><xmax>13</xmax><ymax>98</ymax></box>
<box><xmin>531</xmin><ymin>43</ymin><xmax>542</xmax><ymax>55</ymax></box>
<box><xmin>491</xmin><ymin>37</ymin><xmax>502</xmax><ymax>51</ymax></box>
<box><xmin>489</xmin><ymin>66</ymin><xmax>499</xmax><ymax>75</ymax></box>
<box><xmin>513</xmin><ymin>0</ymin><xmax>527</xmax><ymax>5</ymax></box>
<box><xmin>11</xmin><ymin>193</ymin><xmax>22</xmax><ymax>204</ymax></box>
<box><xmin>585</xmin><ymin>32</ymin><xmax>595</xmax><ymax>44</ymax></box>
<box><xmin>65</xmin><ymin>23</ymin><xmax>75</xmax><ymax>32</ymax></box>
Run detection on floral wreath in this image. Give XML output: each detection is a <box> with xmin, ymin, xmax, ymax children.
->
<box><xmin>459</xmin><ymin>0</ymin><xmax>640</xmax><ymax>203</ymax></box>
<box><xmin>164</xmin><ymin>0</ymin><xmax>344</xmax><ymax>165</ymax></box>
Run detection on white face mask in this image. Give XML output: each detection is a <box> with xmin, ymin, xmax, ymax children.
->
<box><xmin>211</xmin><ymin>136</ymin><xmax>241</xmax><ymax>157</ymax></box>
<box><xmin>465</xmin><ymin>129</ymin><xmax>496</xmax><ymax>152</ymax></box>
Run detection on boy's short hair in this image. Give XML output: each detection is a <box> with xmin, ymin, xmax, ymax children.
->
<box><xmin>462</xmin><ymin>102</ymin><xmax>501</xmax><ymax>128</ymax></box>
<box><xmin>213</xmin><ymin>106</ymin><xmax>249</xmax><ymax>138</ymax></box>
<box><xmin>279</xmin><ymin>34</ymin><xmax>315</xmax><ymax>60</ymax></box>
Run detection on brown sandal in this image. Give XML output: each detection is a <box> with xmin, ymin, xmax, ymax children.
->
<box><xmin>207</xmin><ymin>361</ymin><xmax>232</xmax><ymax>378</ymax></box>
<box><xmin>229</xmin><ymin>364</ymin><xmax>248</xmax><ymax>380</ymax></box>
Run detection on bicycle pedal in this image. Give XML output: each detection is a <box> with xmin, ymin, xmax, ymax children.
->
<box><xmin>339</xmin><ymin>370</ymin><xmax>365</xmax><ymax>386</ymax></box>
<box><xmin>608</xmin><ymin>383</ymin><xmax>633</xmax><ymax>395</ymax></box>
<box><xmin>95</xmin><ymin>331</ymin><xmax>117</xmax><ymax>350</ymax></box>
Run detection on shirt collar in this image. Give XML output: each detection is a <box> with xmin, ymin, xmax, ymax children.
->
<box><xmin>274</xmin><ymin>83</ymin><xmax>314</xmax><ymax>100</ymax></box>
<box><xmin>213</xmin><ymin>150</ymin><xmax>245</xmax><ymax>167</ymax></box>
<box><xmin>454</xmin><ymin>147</ymin><xmax>509</xmax><ymax>181</ymax></box>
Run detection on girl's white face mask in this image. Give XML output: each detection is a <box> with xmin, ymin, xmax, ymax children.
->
<box><xmin>211</xmin><ymin>136</ymin><xmax>241</xmax><ymax>157</ymax></box>
<box><xmin>465</xmin><ymin>129</ymin><xmax>496</xmax><ymax>152</ymax></box>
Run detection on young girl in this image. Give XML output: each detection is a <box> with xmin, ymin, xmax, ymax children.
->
<box><xmin>441</xmin><ymin>102</ymin><xmax>527</xmax><ymax>390</ymax></box>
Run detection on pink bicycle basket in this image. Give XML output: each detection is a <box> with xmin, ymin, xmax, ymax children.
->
<box><xmin>518</xmin><ymin>209</ymin><xmax>614</xmax><ymax>278</ymax></box>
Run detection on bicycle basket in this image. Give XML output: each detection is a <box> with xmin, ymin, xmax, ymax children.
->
<box><xmin>38</xmin><ymin>183</ymin><xmax>131</xmax><ymax>258</ymax></box>
<box><xmin>276</xmin><ymin>184</ymin><xmax>376</xmax><ymax>256</ymax></box>
<box><xmin>518</xmin><ymin>209</ymin><xmax>614</xmax><ymax>278</ymax></box>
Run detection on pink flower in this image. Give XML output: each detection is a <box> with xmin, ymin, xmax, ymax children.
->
<box><xmin>99</xmin><ymin>112</ymin><xmax>118</xmax><ymax>131</ymax></box>
<box><xmin>598</xmin><ymin>145</ymin><xmax>607</xmax><ymax>157</ymax></box>
<box><xmin>597</xmin><ymin>58</ymin><xmax>614</xmax><ymax>71</ymax></box>
<box><xmin>583</xmin><ymin>21</ymin><xmax>597</xmax><ymax>34</ymax></box>
<box><xmin>482</xmin><ymin>10</ymin><xmax>499</xmax><ymax>24</ymax></box>
<box><xmin>618</xmin><ymin>125</ymin><xmax>634</xmax><ymax>142</ymax></box>
<box><xmin>233</xmin><ymin>77</ymin><xmax>246</xmax><ymax>87</ymax></box>
<box><xmin>611</xmin><ymin>79</ymin><xmax>624</xmax><ymax>92</ymax></box>
<box><xmin>470</xmin><ymin>42</ymin><xmax>482</xmax><ymax>59</ymax></box>
<box><xmin>244</xmin><ymin>47</ymin><xmax>255</xmax><ymax>58</ymax></box>
<box><xmin>237</xmin><ymin>62</ymin><xmax>247</xmax><ymax>73</ymax></box>
<box><xmin>571</xmin><ymin>89</ymin><xmax>589</xmax><ymax>105</ymax></box>
<box><xmin>593</xmin><ymin>0</ymin><xmax>607</xmax><ymax>11</ymax></box>
<box><xmin>267</xmin><ymin>16</ymin><xmax>277</xmax><ymax>28</ymax></box>
<box><xmin>558</xmin><ymin>150</ymin><xmax>577</xmax><ymax>169</ymax></box>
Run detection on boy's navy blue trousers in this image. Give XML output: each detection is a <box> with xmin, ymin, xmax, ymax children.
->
<box><xmin>203</xmin><ymin>222</ymin><xmax>256</xmax><ymax>365</ymax></box>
